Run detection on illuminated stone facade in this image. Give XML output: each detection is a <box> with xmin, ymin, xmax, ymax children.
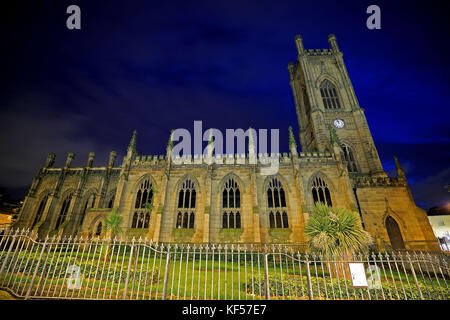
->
<box><xmin>15</xmin><ymin>35</ymin><xmax>440</xmax><ymax>251</ymax></box>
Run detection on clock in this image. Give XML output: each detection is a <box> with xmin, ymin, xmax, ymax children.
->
<box><xmin>333</xmin><ymin>119</ymin><xmax>345</xmax><ymax>128</ymax></box>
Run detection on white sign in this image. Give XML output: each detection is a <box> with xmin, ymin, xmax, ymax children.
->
<box><xmin>348</xmin><ymin>263</ymin><xmax>368</xmax><ymax>288</ymax></box>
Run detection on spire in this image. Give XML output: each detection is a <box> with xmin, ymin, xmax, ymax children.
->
<box><xmin>248</xmin><ymin>127</ymin><xmax>255</xmax><ymax>148</ymax></box>
<box><xmin>87</xmin><ymin>152</ymin><xmax>95</xmax><ymax>167</ymax></box>
<box><xmin>204</xmin><ymin>130</ymin><xmax>214</xmax><ymax>164</ymax></box>
<box><xmin>288</xmin><ymin>126</ymin><xmax>298</xmax><ymax>157</ymax></box>
<box><xmin>165</xmin><ymin>129</ymin><xmax>175</xmax><ymax>162</ymax></box>
<box><xmin>288</xmin><ymin>126</ymin><xmax>297</xmax><ymax>148</ymax></box>
<box><xmin>128</xmin><ymin>130</ymin><xmax>137</xmax><ymax>152</ymax></box>
<box><xmin>45</xmin><ymin>153</ymin><xmax>56</xmax><ymax>168</ymax></box>
<box><xmin>247</xmin><ymin>128</ymin><xmax>257</xmax><ymax>164</ymax></box>
<box><xmin>394</xmin><ymin>155</ymin><xmax>405</xmax><ymax>179</ymax></box>
<box><xmin>208</xmin><ymin>130</ymin><xmax>214</xmax><ymax>146</ymax></box>
<box><xmin>167</xmin><ymin>129</ymin><xmax>174</xmax><ymax>149</ymax></box>
<box><xmin>65</xmin><ymin>152</ymin><xmax>75</xmax><ymax>168</ymax></box>
<box><xmin>108</xmin><ymin>151</ymin><xmax>117</xmax><ymax>167</ymax></box>
<box><xmin>294</xmin><ymin>34</ymin><xmax>305</xmax><ymax>56</ymax></box>
<box><xmin>328</xmin><ymin>34</ymin><xmax>339</xmax><ymax>52</ymax></box>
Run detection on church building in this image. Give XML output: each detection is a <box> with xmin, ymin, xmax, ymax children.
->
<box><xmin>14</xmin><ymin>34</ymin><xmax>440</xmax><ymax>252</ymax></box>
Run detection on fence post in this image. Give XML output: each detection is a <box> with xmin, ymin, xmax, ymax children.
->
<box><xmin>263</xmin><ymin>249</ymin><xmax>270</xmax><ymax>300</ymax></box>
<box><xmin>122</xmin><ymin>238</ymin><xmax>135</xmax><ymax>300</ymax></box>
<box><xmin>25</xmin><ymin>235</ymin><xmax>47</xmax><ymax>299</ymax></box>
<box><xmin>407</xmin><ymin>252</ymin><xmax>424</xmax><ymax>300</ymax></box>
<box><xmin>161</xmin><ymin>244</ymin><xmax>171</xmax><ymax>300</ymax></box>
<box><xmin>0</xmin><ymin>229</ymin><xmax>18</xmax><ymax>276</ymax></box>
<box><xmin>305</xmin><ymin>255</ymin><xmax>314</xmax><ymax>300</ymax></box>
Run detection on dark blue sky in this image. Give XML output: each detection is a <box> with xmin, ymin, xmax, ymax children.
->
<box><xmin>0</xmin><ymin>0</ymin><xmax>449</xmax><ymax>209</ymax></box>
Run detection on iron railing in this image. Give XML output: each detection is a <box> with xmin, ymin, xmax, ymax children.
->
<box><xmin>0</xmin><ymin>229</ymin><xmax>448</xmax><ymax>300</ymax></box>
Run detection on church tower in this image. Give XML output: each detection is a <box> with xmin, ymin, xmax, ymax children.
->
<box><xmin>288</xmin><ymin>34</ymin><xmax>384</xmax><ymax>176</ymax></box>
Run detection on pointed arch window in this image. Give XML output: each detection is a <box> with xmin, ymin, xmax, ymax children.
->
<box><xmin>131</xmin><ymin>179</ymin><xmax>154</xmax><ymax>229</ymax></box>
<box><xmin>55</xmin><ymin>193</ymin><xmax>73</xmax><ymax>230</ymax></box>
<box><xmin>31</xmin><ymin>195</ymin><xmax>48</xmax><ymax>229</ymax></box>
<box><xmin>320</xmin><ymin>79</ymin><xmax>341</xmax><ymax>110</ymax></box>
<box><xmin>80</xmin><ymin>193</ymin><xmax>96</xmax><ymax>227</ymax></box>
<box><xmin>176</xmin><ymin>178</ymin><xmax>196</xmax><ymax>229</ymax></box>
<box><xmin>267</xmin><ymin>178</ymin><xmax>289</xmax><ymax>228</ymax></box>
<box><xmin>311</xmin><ymin>176</ymin><xmax>333</xmax><ymax>207</ymax></box>
<box><xmin>106</xmin><ymin>191</ymin><xmax>115</xmax><ymax>209</ymax></box>
<box><xmin>222</xmin><ymin>177</ymin><xmax>241</xmax><ymax>229</ymax></box>
<box><xmin>341</xmin><ymin>143</ymin><xmax>358</xmax><ymax>173</ymax></box>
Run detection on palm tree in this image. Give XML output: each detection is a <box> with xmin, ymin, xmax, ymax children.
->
<box><xmin>103</xmin><ymin>209</ymin><xmax>123</xmax><ymax>260</ymax></box>
<box><xmin>304</xmin><ymin>203</ymin><xmax>373</xmax><ymax>278</ymax></box>
<box><xmin>304</xmin><ymin>203</ymin><xmax>373</xmax><ymax>256</ymax></box>
<box><xmin>104</xmin><ymin>209</ymin><xmax>123</xmax><ymax>238</ymax></box>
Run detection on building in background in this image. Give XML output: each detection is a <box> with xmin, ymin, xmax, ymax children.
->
<box><xmin>427</xmin><ymin>205</ymin><xmax>450</xmax><ymax>251</ymax></box>
<box><xmin>14</xmin><ymin>35</ymin><xmax>440</xmax><ymax>252</ymax></box>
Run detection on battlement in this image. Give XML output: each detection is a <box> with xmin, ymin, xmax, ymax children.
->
<box><xmin>293</xmin><ymin>34</ymin><xmax>340</xmax><ymax>59</ymax></box>
<box><xmin>304</xmin><ymin>48</ymin><xmax>333</xmax><ymax>56</ymax></box>
<box><xmin>133</xmin><ymin>154</ymin><xmax>166</xmax><ymax>165</ymax></box>
<box><xmin>132</xmin><ymin>151</ymin><xmax>337</xmax><ymax>167</ymax></box>
<box><xmin>354</xmin><ymin>176</ymin><xmax>408</xmax><ymax>188</ymax></box>
<box><xmin>133</xmin><ymin>152</ymin><xmax>297</xmax><ymax>166</ymax></box>
<box><xmin>299</xmin><ymin>151</ymin><xmax>333</xmax><ymax>158</ymax></box>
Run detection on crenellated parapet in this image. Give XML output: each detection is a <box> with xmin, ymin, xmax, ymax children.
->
<box><xmin>354</xmin><ymin>176</ymin><xmax>408</xmax><ymax>188</ymax></box>
<box><xmin>303</xmin><ymin>48</ymin><xmax>333</xmax><ymax>56</ymax></box>
<box><xmin>134</xmin><ymin>154</ymin><xmax>166</xmax><ymax>164</ymax></box>
<box><xmin>131</xmin><ymin>151</ymin><xmax>339</xmax><ymax>169</ymax></box>
<box><xmin>298</xmin><ymin>152</ymin><xmax>334</xmax><ymax>165</ymax></box>
<box><xmin>132</xmin><ymin>152</ymin><xmax>301</xmax><ymax>167</ymax></box>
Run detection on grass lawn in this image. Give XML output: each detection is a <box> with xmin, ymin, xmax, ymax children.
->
<box><xmin>1</xmin><ymin>245</ymin><xmax>448</xmax><ymax>300</ymax></box>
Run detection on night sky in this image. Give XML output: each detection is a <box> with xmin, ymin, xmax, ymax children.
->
<box><xmin>0</xmin><ymin>1</ymin><xmax>449</xmax><ymax>209</ymax></box>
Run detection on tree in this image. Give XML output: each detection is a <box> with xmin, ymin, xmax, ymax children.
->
<box><xmin>304</xmin><ymin>203</ymin><xmax>373</xmax><ymax>279</ymax></box>
<box><xmin>304</xmin><ymin>203</ymin><xmax>373</xmax><ymax>257</ymax></box>
<box><xmin>103</xmin><ymin>209</ymin><xmax>123</xmax><ymax>260</ymax></box>
<box><xmin>104</xmin><ymin>209</ymin><xmax>123</xmax><ymax>238</ymax></box>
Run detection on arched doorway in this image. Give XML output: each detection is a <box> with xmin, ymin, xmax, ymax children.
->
<box><xmin>385</xmin><ymin>216</ymin><xmax>405</xmax><ymax>250</ymax></box>
<box><xmin>95</xmin><ymin>222</ymin><xmax>102</xmax><ymax>236</ymax></box>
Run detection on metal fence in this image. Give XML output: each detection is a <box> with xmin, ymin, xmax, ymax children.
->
<box><xmin>0</xmin><ymin>229</ymin><xmax>449</xmax><ymax>300</ymax></box>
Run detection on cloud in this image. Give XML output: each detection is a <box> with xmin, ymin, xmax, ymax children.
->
<box><xmin>377</xmin><ymin>141</ymin><xmax>450</xmax><ymax>209</ymax></box>
<box><xmin>411</xmin><ymin>168</ymin><xmax>450</xmax><ymax>209</ymax></box>
<box><xmin>0</xmin><ymin>95</ymin><xmax>101</xmax><ymax>189</ymax></box>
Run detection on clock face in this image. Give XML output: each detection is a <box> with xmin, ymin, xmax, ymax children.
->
<box><xmin>333</xmin><ymin>119</ymin><xmax>345</xmax><ymax>128</ymax></box>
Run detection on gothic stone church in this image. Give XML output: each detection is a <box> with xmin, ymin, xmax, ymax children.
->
<box><xmin>15</xmin><ymin>35</ymin><xmax>439</xmax><ymax>252</ymax></box>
